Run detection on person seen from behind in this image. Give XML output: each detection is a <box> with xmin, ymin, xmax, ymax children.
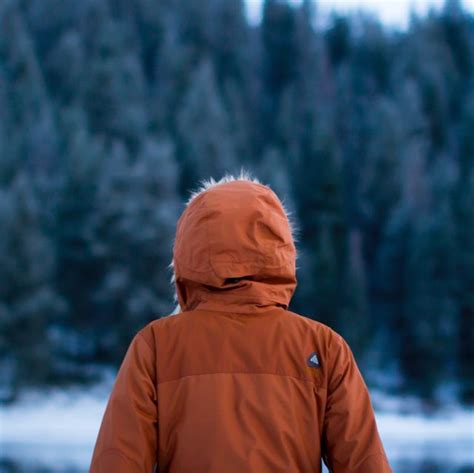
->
<box><xmin>90</xmin><ymin>170</ymin><xmax>393</xmax><ymax>472</ymax></box>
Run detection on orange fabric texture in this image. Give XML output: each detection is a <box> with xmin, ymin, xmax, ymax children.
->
<box><xmin>90</xmin><ymin>180</ymin><xmax>392</xmax><ymax>472</ymax></box>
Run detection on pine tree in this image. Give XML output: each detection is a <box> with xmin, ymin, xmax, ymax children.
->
<box><xmin>52</xmin><ymin>108</ymin><xmax>105</xmax><ymax>366</ymax></box>
<box><xmin>261</xmin><ymin>0</ymin><xmax>299</xmax><ymax>142</ymax></box>
<box><xmin>0</xmin><ymin>2</ymin><xmax>59</xmax><ymax>176</ymax></box>
<box><xmin>176</xmin><ymin>59</ymin><xmax>239</xmax><ymax>192</ymax></box>
<box><xmin>210</xmin><ymin>0</ymin><xmax>249</xmax><ymax>85</ymax></box>
<box><xmin>325</xmin><ymin>14</ymin><xmax>352</xmax><ymax>67</ymax></box>
<box><xmin>358</xmin><ymin>98</ymin><xmax>404</xmax><ymax>269</ymax></box>
<box><xmin>401</xmin><ymin>158</ymin><xmax>459</xmax><ymax>401</ymax></box>
<box><xmin>453</xmin><ymin>94</ymin><xmax>474</xmax><ymax>403</ymax></box>
<box><xmin>43</xmin><ymin>30</ymin><xmax>85</xmax><ymax>104</ymax></box>
<box><xmin>92</xmin><ymin>136</ymin><xmax>180</xmax><ymax>362</ymax></box>
<box><xmin>373</xmin><ymin>202</ymin><xmax>413</xmax><ymax>389</ymax></box>
<box><xmin>292</xmin><ymin>122</ymin><xmax>350</xmax><ymax>336</ymax></box>
<box><xmin>0</xmin><ymin>174</ymin><xmax>65</xmax><ymax>401</ymax></box>
<box><xmin>82</xmin><ymin>9</ymin><xmax>147</xmax><ymax>150</ymax></box>
<box><xmin>150</xmin><ymin>7</ymin><xmax>191</xmax><ymax>132</ymax></box>
<box><xmin>340</xmin><ymin>228</ymin><xmax>370</xmax><ymax>358</ymax></box>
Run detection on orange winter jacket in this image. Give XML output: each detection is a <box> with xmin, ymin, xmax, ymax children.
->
<box><xmin>90</xmin><ymin>178</ymin><xmax>392</xmax><ymax>473</ymax></box>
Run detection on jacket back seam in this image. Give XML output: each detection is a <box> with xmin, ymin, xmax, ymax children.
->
<box><xmin>156</xmin><ymin>370</ymin><xmax>327</xmax><ymax>388</ymax></box>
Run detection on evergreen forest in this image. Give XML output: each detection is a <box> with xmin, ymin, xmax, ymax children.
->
<box><xmin>0</xmin><ymin>0</ymin><xmax>473</xmax><ymax>405</ymax></box>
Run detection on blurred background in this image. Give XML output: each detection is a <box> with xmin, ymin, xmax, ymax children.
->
<box><xmin>0</xmin><ymin>0</ymin><xmax>473</xmax><ymax>471</ymax></box>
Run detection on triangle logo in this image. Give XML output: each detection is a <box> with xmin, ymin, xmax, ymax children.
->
<box><xmin>307</xmin><ymin>352</ymin><xmax>321</xmax><ymax>368</ymax></box>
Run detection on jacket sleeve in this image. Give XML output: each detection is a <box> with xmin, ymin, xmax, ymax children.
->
<box><xmin>321</xmin><ymin>333</ymin><xmax>392</xmax><ymax>473</ymax></box>
<box><xmin>90</xmin><ymin>328</ymin><xmax>158</xmax><ymax>473</ymax></box>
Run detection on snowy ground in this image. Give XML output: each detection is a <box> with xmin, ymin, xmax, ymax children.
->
<box><xmin>1</xmin><ymin>381</ymin><xmax>473</xmax><ymax>472</ymax></box>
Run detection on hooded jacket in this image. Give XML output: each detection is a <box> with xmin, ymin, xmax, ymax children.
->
<box><xmin>90</xmin><ymin>175</ymin><xmax>392</xmax><ymax>473</ymax></box>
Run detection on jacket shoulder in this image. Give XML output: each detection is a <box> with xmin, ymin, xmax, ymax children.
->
<box><xmin>283</xmin><ymin>309</ymin><xmax>344</xmax><ymax>341</ymax></box>
<box><xmin>137</xmin><ymin>312</ymin><xmax>187</xmax><ymax>344</ymax></box>
<box><xmin>282</xmin><ymin>310</ymin><xmax>351</xmax><ymax>367</ymax></box>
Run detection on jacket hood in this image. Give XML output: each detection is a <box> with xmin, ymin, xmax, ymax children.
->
<box><xmin>169</xmin><ymin>172</ymin><xmax>298</xmax><ymax>315</ymax></box>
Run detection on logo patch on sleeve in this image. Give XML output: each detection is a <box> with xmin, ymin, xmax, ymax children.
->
<box><xmin>307</xmin><ymin>352</ymin><xmax>321</xmax><ymax>368</ymax></box>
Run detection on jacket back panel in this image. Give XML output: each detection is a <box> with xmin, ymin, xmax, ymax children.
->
<box><xmin>152</xmin><ymin>307</ymin><xmax>328</xmax><ymax>473</ymax></box>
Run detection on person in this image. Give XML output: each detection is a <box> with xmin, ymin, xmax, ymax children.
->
<box><xmin>90</xmin><ymin>171</ymin><xmax>393</xmax><ymax>473</ymax></box>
